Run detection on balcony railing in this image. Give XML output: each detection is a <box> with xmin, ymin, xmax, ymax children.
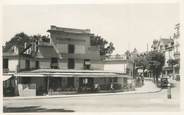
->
<box><xmin>105</xmin><ymin>55</ymin><xmax>127</xmax><ymax>61</ymax></box>
<box><xmin>174</xmin><ymin>51</ymin><xmax>180</xmax><ymax>59</ymax></box>
<box><xmin>50</xmin><ymin>63</ymin><xmax>59</xmax><ymax>69</ymax></box>
<box><xmin>174</xmin><ymin>51</ymin><xmax>180</xmax><ymax>56</ymax></box>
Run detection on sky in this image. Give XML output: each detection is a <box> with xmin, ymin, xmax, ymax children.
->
<box><xmin>2</xmin><ymin>3</ymin><xmax>179</xmax><ymax>54</ymax></box>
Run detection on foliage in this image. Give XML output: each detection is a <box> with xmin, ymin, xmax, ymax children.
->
<box><xmin>32</xmin><ymin>34</ymin><xmax>50</xmax><ymax>43</ymax></box>
<box><xmin>146</xmin><ymin>51</ymin><xmax>165</xmax><ymax>83</ymax></box>
<box><xmin>3</xmin><ymin>32</ymin><xmax>32</xmax><ymax>53</ymax></box>
<box><xmin>167</xmin><ymin>59</ymin><xmax>177</xmax><ymax>66</ymax></box>
<box><xmin>3</xmin><ymin>33</ymin><xmax>51</xmax><ymax>54</ymax></box>
<box><xmin>125</xmin><ymin>50</ymin><xmax>131</xmax><ymax>59</ymax></box>
<box><xmin>90</xmin><ymin>35</ymin><xmax>115</xmax><ymax>56</ymax></box>
<box><xmin>146</xmin><ymin>51</ymin><xmax>165</xmax><ymax>71</ymax></box>
<box><xmin>134</xmin><ymin>53</ymin><xmax>148</xmax><ymax>70</ymax></box>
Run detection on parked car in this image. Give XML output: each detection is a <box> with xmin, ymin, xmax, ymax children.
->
<box><xmin>175</xmin><ymin>74</ymin><xmax>180</xmax><ymax>81</ymax></box>
<box><xmin>160</xmin><ymin>77</ymin><xmax>169</xmax><ymax>88</ymax></box>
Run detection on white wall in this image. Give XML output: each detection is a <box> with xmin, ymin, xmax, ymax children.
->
<box><xmin>59</xmin><ymin>62</ymin><xmax>68</xmax><ymax>69</ymax></box>
<box><xmin>104</xmin><ymin>63</ymin><xmax>127</xmax><ymax>73</ymax></box>
<box><xmin>75</xmin><ymin>45</ymin><xmax>85</xmax><ymax>54</ymax></box>
<box><xmin>8</xmin><ymin>59</ymin><xmax>18</xmax><ymax>72</ymax></box>
<box><xmin>20</xmin><ymin>59</ymin><xmax>25</xmax><ymax>69</ymax></box>
<box><xmin>56</xmin><ymin>44</ymin><xmax>68</xmax><ymax>53</ymax></box>
<box><xmin>39</xmin><ymin>60</ymin><xmax>50</xmax><ymax>69</ymax></box>
<box><xmin>30</xmin><ymin>60</ymin><xmax>36</xmax><ymax>69</ymax></box>
<box><xmin>75</xmin><ymin>63</ymin><xmax>83</xmax><ymax>70</ymax></box>
<box><xmin>91</xmin><ymin>63</ymin><xmax>104</xmax><ymax>70</ymax></box>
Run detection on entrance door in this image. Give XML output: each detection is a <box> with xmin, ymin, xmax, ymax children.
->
<box><xmin>79</xmin><ymin>78</ymin><xmax>94</xmax><ymax>88</ymax></box>
<box><xmin>67</xmin><ymin>77</ymin><xmax>74</xmax><ymax>88</ymax></box>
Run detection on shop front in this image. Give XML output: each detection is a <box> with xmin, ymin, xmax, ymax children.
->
<box><xmin>4</xmin><ymin>69</ymin><xmax>131</xmax><ymax>97</ymax></box>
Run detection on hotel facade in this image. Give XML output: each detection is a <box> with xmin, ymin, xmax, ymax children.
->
<box><xmin>3</xmin><ymin>26</ymin><xmax>134</xmax><ymax>97</ymax></box>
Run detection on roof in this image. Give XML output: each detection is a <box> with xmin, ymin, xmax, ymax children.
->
<box><xmin>3</xmin><ymin>75</ymin><xmax>13</xmax><ymax>81</ymax></box>
<box><xmin>159</xmin><ymin>38</ymin><xmax>173</xmax><ymax>45</ymax></box>
<box><xmin>37</xmin><ymin>45</ymin><xmax>59</xmax><ymax>58</ymax></box>
<box><xmin>47</xmin><ymin>25</ymin><xmax>91</xmax><ymax>34</ymax></box>
<box><xmin>28</xmin><ymin>69</ymin><xmax>126</xmax><ymax>74</ymax></box>
<box><xmin>3</xmin><ymin>52</ymin><xmax>18</xmax><ymax>57</ymax></box>
<box><xmin>13</xmin><ymin>69</ymin><xmax>132</xmax><ymax>78</ymax></box>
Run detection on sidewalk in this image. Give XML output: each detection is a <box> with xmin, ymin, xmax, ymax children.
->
<box><xmin>134</xmin><ymin>80</ymin><xmax>161</xmax><ymax>93</ymax></box>
<box><xmin>4</xmin><ymin>80</ymin><xmax>161</xmax><ymax>100</ymax></box>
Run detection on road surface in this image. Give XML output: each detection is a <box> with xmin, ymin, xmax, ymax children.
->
<box><xmin>3</xmin><ymin>81</ymin><xmax>180</xmax><ymax>112</ymax></box>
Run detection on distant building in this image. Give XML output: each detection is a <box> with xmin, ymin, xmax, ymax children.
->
<box><xmin>158</xmin><ymin>38</ymin><xmax>175</xmax><ymax>76</ymax></box>
<box><xmin>104</xmin><ymin>54</ymin><xmax>133</xmax><ymax>76</ymax></box>
<box><xmin>151</xmin><ymin>34</ymin><xmax>180</xmax><ymax>78</ymax></box>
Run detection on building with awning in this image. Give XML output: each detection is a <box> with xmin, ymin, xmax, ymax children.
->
<box><xmin>3</xmin><ymin>26</ymin><xmax>134</xmax><ymax>97</ymax></box>
<box><xmin>7</xmin><ymin>69</ymin><xmax>131</xmax><ymax>96</ymax></box>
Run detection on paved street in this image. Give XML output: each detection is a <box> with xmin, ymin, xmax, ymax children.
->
<box><xmin>3</xmin><ymin>80</ymin><xmax>180</xmax><ymax>112</ymax></box>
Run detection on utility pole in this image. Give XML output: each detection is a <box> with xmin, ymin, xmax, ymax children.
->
<box><xmin>147</xmin><ymin>43</ymin><xmax>149</xmax><ymax>53</ymax></box>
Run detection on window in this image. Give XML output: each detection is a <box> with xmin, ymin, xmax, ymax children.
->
<box><xmin>21</xmin><ymin>77</ymin><xmax>31</xmax><ymax>84</ymax></box>
<box><xmin>51</xmin><ymin>58</ymin><xmax>58</xmax><ymax>69</ymax></box>
<box><xmin>3</xmin><ymin>58</ymin><xmax>8</xmax><ymax>69</ymax></box>
<box><xmin>25</xmin><ymin>60</ymin><xmax>30</xmax><ymax>70</ymax></box>
<box><xmin>113</xmin><ymin>77</ymin><xmax>118</xmax><ymax>82</ymax></box>
<box><xmin>68</xmin><ymin>58</ymin><xmax>75</xmax><ymax>69</ymax></box>
<box><xmin>110</xmin><ymin>77</ymin><xmax>118</xmax><ymax>82</ymax></box>
<box><xmin>68</xmin><ymin>44</ymin><xmax>75</xmax><ymax>54</ymax></box>
<box><xmin>36</xmin><ymin>61</ymin><xmax>39</xmax><ymax>69</ymax></box>
<box><xmin>84</xmin><ymin>59</ymin><xmax>91</xmax><ymax>70</ymax></box>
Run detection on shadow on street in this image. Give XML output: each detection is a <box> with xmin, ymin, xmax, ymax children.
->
<box><xmin>3</xmin><ymin>106</ymin><xmax>75</xmax><ymax>112</ymax></box>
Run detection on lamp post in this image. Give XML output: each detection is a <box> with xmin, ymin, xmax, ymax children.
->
<box><xmin>167</xmin><ymin>83</ymin><xmax>171</xmax><ymax>99</ymax></box>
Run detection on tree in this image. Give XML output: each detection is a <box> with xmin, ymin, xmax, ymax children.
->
<box><xmin>167</xmin><ymin>58</ymin><xmax>177</xmax><ymax>76</ymax></box>
<box><xmin>146</xmin><ymin>51</ymin><xmax>165</xmax><ymax>84</ymax></box>
<box><xmin>90</xmin><ymin>35</ymin><xmax>115</xmax><ymax>56</ymax></box>
<box><xmin>32</xmin><ymin>34</ymin><xmax>50</xmax><ymax>43</ymax></box>
<box><xmin>134</xmin><ymin>53</ymin><xmax>148</xmax><ymax>76</ymax></box>
<box><xmin>125</xmin><ymin>50</ymin><xmax>131</xmax><ymax>59</ymax></box>
<box><xmin>3</xmin><ymin>32</ymin><xmax>32</xmax><ymax>53</ymax></box>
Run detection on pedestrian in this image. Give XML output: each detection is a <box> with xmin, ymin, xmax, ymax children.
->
<box><xmin>137</xmin><ymin>76</ymin><xmax>141</xmax><ymax>87</ymax></box>
<box><xmin>110</xmin><ymin>83</ymin><xmax>114</xmax><ymax>91</ymax></box>
<box><xmin>94</xmin><ymin>83</ymin><xmax>99</xmax><ymax>92</ymax></box>
<box><xmin>141</xmin><ymin>74</ymin><xmax>144</xmax><ymax>85</ymax></box>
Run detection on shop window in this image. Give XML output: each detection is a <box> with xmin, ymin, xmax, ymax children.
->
<box><xmin>67</xmin><ymin>77</ymin><xmax>74</xmax><ymax>88</ymax></box>
<box><xmin>113</xmin><ymin>77</ymin><xmax>118</xmax><ymax>82</ymax></box>
<box><xmin>110</xmin><ymin>77</ymin><xmax>118</xmax><ymax>82</ymax></box>
<box><xmin>21</xmin><ymin>77</ymin><xmax>31</xmax><ymax>84</ymax></box>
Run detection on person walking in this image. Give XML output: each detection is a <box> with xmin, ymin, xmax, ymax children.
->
<box><xmin>141</xmin><ymin>74</ymin><xmax>144</xmax><ymax>85</ymax></box>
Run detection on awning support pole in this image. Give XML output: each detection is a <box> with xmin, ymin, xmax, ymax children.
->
<box><xmin>47</xmin><ymin>77</ymin><xmax>49</xmax><ymax>95</ymax></box>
